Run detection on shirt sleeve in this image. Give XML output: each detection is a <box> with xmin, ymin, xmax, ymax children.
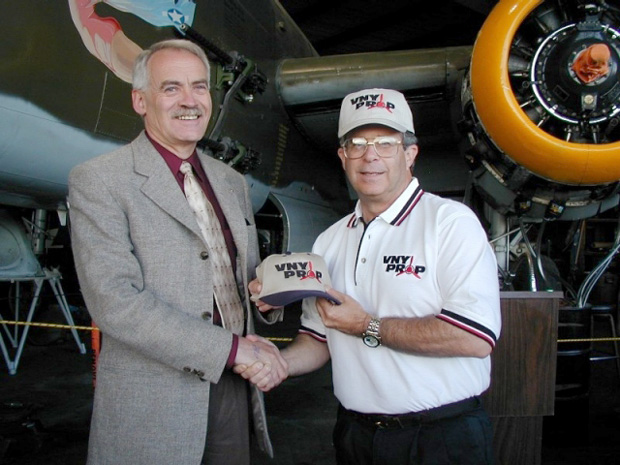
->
<box><xmin>299</xmin><ymin>297</ymin><xmax>328</xmax><ymax>342</ymax></box>
<box><xmin>435</xmin><ymin>207</ymin><xmax>502</xmax><ymax>347</ymax></box>
<box><xmin>226</xmin><ymin>334</ymin><xmax>239</xmax><ymax>369</ymax></box>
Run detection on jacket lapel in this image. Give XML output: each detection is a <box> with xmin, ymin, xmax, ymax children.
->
<box><xmin>131</xmin><ymin>132</ymin><xmax>204</xmax><ymax>241</ymax></box>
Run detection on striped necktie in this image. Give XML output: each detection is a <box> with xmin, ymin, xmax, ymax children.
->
<box><xmin>180</xmin><ymin>161</ymin><xmax>245</xmax><ymax>335</ymax></box>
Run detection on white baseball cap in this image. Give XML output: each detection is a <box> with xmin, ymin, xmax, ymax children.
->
<box><xmin>338</xmin><ymin>88</ymin><xmax>415</xmax><ymax>138</ymax></box>
<box><xmin>254</xmin><ymin>252</ymin><xmax>340</xmax><ymax>306</ymax></box>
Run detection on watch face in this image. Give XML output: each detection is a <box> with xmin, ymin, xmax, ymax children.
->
<box><xmin>363</xmin><ymin>334</ymin><xmax>380</xmax><ymax>348</ymax></box>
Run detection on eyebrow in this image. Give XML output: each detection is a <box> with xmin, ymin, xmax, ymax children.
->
<box><xmin>158</xmin><ymin>79</ymin><xmax>209</xmax><ymax>89</ymax></box>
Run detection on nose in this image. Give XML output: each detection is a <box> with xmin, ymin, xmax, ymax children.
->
<box><xmin>179</xmin><ymin>86</ymin><xmax>198</xmax><ymax>106</ymax></box>
<box><xmin>363</xmin><ymin>143</ymin><xmax>381</xmax><ymax>161</ymax></box>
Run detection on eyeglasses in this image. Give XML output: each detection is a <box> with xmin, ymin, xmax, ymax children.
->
<box><xmin>342</xmin><ymin>136</ymin><xmax>403</xmax><ymax>159</ymax></box>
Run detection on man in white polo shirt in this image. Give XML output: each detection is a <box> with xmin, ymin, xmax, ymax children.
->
<box><xmin>242</xmin><ymin>88</ymin><xmax>501</xmax><ymax>464</ymax></box>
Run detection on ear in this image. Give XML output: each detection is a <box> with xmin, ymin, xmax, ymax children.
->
<box><xmin>131</xmin><ymin>89</ymin><xmax>146</xmax><ymax>116</ymax></box>
<box><xmin>337</xmin><ymin>147</ymin><xmax>347</xmax><ymax>170</ymax></box>
<box><xmin>404</xmin><ymin>144</ymin><xmax>418</xmax><ymax>170</ymax></box>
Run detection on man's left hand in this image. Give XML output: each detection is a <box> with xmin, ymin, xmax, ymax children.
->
<box><xmin>249</xmin><ymin>278</ymin><xmax>283</xmax><ymax>313</ymax></box>
<box><xmin>316</xmin><ymin>288</ymin><xmax>370</xmax><ymax>336</ymax></box>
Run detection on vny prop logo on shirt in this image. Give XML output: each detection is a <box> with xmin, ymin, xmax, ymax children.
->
<box><xmin>275</xmin><ymin>261</ymin><xmax>323</xmax><ymax>281</ymax></box>
<box><xmin>383</xmin><ymin>255</ymin><xmax>425</xmax><ymax>279</ymax></box>
<box><xmin>350</xmin><ymin>93</ymin><xmax>395</xmax><ymax>112</ymax></box>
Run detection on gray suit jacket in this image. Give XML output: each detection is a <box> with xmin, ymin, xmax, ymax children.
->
<box><xmin>68</xmin><ymin>132</ymin><xmax>282</xmax><ymax>464</ymax></box>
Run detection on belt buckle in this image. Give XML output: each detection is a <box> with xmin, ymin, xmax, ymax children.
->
<box><xmin>374</xmin><ymin>417</ymin><xmax>401</xmax><ymax>429</ymax></box>
<box><xmin>374</xmin><ymin>419</ymin><xmax>388</xmax><ymax>429</ymax></box>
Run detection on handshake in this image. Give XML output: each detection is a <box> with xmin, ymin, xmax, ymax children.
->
<box><xmin>233</xmin><ymin>278</ymin><xmax>289</xmax><ymax>392</ymax></box>
<box><xmin>232</xmin><ymin>275</ymin><xmax>343</xmax><ymax>392</ymax></box>
<box><xmin>233</xmin><ymin>334</ymin><xmax>288</xmax><ymax>392</ymax></box>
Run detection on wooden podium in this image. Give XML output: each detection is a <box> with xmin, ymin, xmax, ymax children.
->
<box><xmin>482</xmin><ymin>291</ymin><xmax>562</xmax><ymax>465</ymax></box>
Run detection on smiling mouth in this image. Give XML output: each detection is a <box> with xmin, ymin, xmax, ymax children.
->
<box><xmin>173</xmin><ymin>108</ymin><xmax>203</xmax><ymax>120</ymax></box>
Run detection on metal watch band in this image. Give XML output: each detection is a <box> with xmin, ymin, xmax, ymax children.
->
<box><xmin>362</xmin><ymin>317</ymin><xmax>382</xmax><ymax>347</ymax></box>
<box><xmin>366</xmin><ymin>317</ymin><xmax>381</xmax><ymax>337</ymax></box>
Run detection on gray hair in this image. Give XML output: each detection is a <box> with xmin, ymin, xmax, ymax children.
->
<box><xmin>132</xmin><ymin>39</ymin><xmax>211</xmax><ymax>91</ymax></box>
<box><xmin>405</xmin><ymin>131</ymin><xmax>419</xmax><ymax>174</ymax></box>
<box><xmin>402</xmin><ymin>131</ymin><xmax>418</xmax><ymax>149</ymax></box>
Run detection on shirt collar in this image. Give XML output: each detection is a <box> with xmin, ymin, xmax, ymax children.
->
<box><xmin>146</xmin><ymin>131</ymin><xmax>205</xmax><ymax>182</ymax></box>
<box><xmin>351</xmin><ymin>178</ymin><xmax>424</xmax><ymax>228</ymax></box>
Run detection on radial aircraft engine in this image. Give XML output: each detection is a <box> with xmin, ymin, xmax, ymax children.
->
<box><xmin>461</xmin><ymin>0</ymin><xmax>620</xmax><ymax>222</ymax></box>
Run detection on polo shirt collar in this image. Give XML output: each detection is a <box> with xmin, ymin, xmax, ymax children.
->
<box><xmin>351</xmin><ymin>178</ymin><xmax>424</xmax><ymax>227</ymax></box>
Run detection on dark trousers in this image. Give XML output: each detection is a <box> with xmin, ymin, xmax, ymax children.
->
<box><xmin>202</xmin><ymin>370</ymin><xmax>250</xmax><ymax>465</ymax></box>
<box><xmin>333</xmin><ymin>398</ymin><xmax>495</xmax><ymax>465</ymax></box>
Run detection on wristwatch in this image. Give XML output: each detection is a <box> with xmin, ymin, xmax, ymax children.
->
<box><xmin>362</xmin><ymin>317</ymin><xmax>382</xmax><ymax>348</ymax></box>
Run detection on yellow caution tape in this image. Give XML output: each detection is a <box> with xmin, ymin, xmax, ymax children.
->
<box><xmin>558</xmin><ymin>337</ymin><xmax>620</xmax><ymax>343</ymax></box>
<box><xmin>1</xmin><ymin>320</ymin><xmax>96</xmax><ymax>331</ymax></box>
<box><xmin>0</xmin><ymin>320</ymin><xmax>294</xmax><ymax>342</ymax></box>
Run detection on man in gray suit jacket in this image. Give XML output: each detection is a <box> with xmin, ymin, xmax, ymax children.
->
<box><xmin>68</xmin><ymin>39</ymin><xmax>288</xmax><ymax>465</ymax></box>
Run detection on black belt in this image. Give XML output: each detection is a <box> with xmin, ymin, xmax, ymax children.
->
<box><xmin>340</xmin><ymin>396</ymin><xmax>481</xmax><ymax>429</ymax></box>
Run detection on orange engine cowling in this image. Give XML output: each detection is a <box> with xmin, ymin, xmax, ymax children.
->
<box><xmin>461</xmin><ymin>0</ymin><xmax>620</xmax><ymax>220</ymax></box>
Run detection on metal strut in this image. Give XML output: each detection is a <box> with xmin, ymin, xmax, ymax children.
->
<box><xmin>178</xmin><ymin>23</ymin><xmax>234</xmax><ymax>65</ymax></box>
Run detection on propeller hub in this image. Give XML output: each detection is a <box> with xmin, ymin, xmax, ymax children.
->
<box><xmin>530</xmin><ymin>20</ymin><xmax>620</xmax><ymax>129</ymax></box>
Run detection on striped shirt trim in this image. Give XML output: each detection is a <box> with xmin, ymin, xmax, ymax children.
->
<box><xmin>392</xmin><ymin>185</ymin><xmax>424</xmax><ymax>226</ymax></box>
<box><xmin>346</xmin><ymin>213</ymin><xmax>358</xmax><ymax>228</ymax></box>
<box><xmin>436</xmin><ymin>309</ymin><xmax>497</xmax><ymax>348</ymax></box>
<box><xmin>299</xmin><ymin>325</ymin><xmax>327</xmax><ymax>343</ymax></box>
<box><xmin>346</xmin><ymin>185</ymin><xmax>424</xmax><ymax>229</ymax></box>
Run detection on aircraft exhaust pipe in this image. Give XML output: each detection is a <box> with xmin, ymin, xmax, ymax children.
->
<box><xmin>277</xmin><ymin>47</ymin><xmax>471</xmax><ymax>107</ymax></box>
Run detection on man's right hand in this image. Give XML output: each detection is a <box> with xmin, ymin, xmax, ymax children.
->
<box><xmin>234</xmin><ymin>334</ymin><xmax>288</xmax><ymax>392</ymax></box>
